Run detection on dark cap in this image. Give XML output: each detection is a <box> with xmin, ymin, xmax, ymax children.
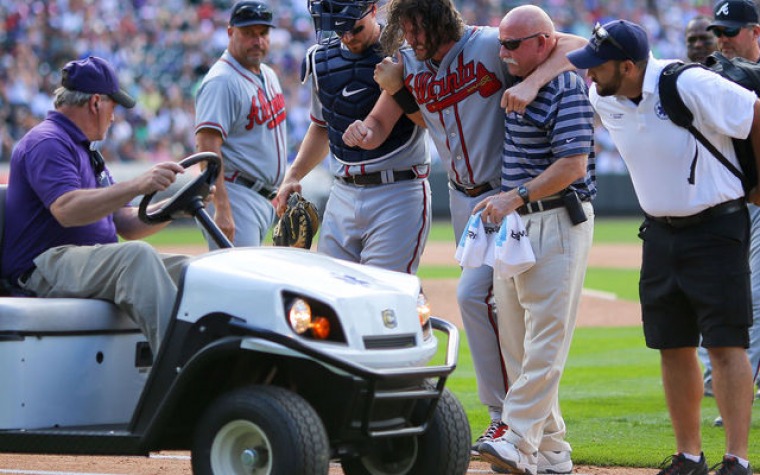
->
<box><xmin>709</xmin><ymin>0</ymin><xmax>759</xmax><ymax>29</ymax></box>
<box><xmin>566</xmin><ymin>20</ymin><xmax>650</xmax><ymax>69</ymax></box>
<box><xmin>61</xmin><ymin>56</ymin><xmax>135</xmax><ymax>109</ymax></box>
<box><xmin>230</xmin><ymin>0</ymin><xmax>276</xmax><ymax>28</ymax></box>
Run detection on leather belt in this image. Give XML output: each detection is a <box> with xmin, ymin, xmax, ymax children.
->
<box><xmin>225</xmin><ymin>174</ymin><xmax>277</xmax><ymax>200</ymax></box>
<box><xmin>449</xmin><ymin>180</ymin><xmax>494</xmax><ymax>198</ymax></box>
<box><xmin>338</xmin><ymin>169</ymin><xmax>417</xmax><ymax>186</ymax></box>
<box><xmin>646</xmin><ymin>198</ymin><xmax>746</xmax><ymax>229</ymax></box>
<box><xmin>518</xmin><ymin>196</ymin><xmax>564</xmax><ymax>215</ymax></box>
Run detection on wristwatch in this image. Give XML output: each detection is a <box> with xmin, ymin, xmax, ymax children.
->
<box><xmin>517</xmin><ymin>184</ymin><xmax>530</xmax><ymax>204</ymax></box>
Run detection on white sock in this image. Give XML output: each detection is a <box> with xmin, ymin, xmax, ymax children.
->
<box><xmin>725</xmin><ymin>454</ymin><xmax>750</xmax><ymax>468</ymax></box>
<box><xmin>682</xmin><ymin>453</ymin><xmax>703</xmax><ymax>463</ymax></box>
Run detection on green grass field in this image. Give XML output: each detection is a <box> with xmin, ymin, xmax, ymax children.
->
<box><xmin>444</xmin><ymin>325</ymin><xmax>760</xmax><ymax>469</ymax></box>
<box><xmin>145</xmin><ymin>216</ymin><xmax>644</xmax><ymax>246</ymax></box>
<box><xmin>150</xmin><ymin>217</ymin><xmax>759</xmax><ymax>470</ymax></box>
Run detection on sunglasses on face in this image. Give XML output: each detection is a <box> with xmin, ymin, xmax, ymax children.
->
<box><xmin>498</xmin><ymin>32</ymin><xmax>548</xmax><ymax>51</ymax></box>
<box><xmin>712</xmin><ymin>26</ymin><xmax>747</xmax><ymax>37</ymax></box>
<box><xmin>592</xmin><ymin>22</ymin><xmax>635</xmax><ymax>61</ymax></box>
<box><xmin>339</xmin><ymin>24</ymin><xmax>365</xmax><ymax>37</ymax></box>
<box><xmin>232</xmin><ymin>4</ymin><xmax>273</xmax><ymax>25</ymax></box>
<box><xmin>337</xmin><ymin>7</ymin><xmax>371</xmax><ymax>37</ymax></box>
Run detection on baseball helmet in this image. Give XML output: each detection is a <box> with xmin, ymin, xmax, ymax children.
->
<box><xmin>308</xmin><ymin>0</ymin><xmax>376</xmax><ymax>39</ymax></box>
<box><xmin>230</xmin><ymin>0</ymin><xmax>276</xmax><ymax>28</ymax></box>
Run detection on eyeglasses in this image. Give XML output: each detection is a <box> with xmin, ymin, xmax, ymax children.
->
<box><xmin>231</xmin><ymin>4</ymin><xmax>273</xmax><ymax>26</ymax></box>
<box><xmin>498</xmin><ymin>32</ymin><xmax>548</xmax><ymax>51</ymax></box>
<box><xmin>711</xmin><ymin>25</ymin><xmax>755</xmax><ymax>37</ymax></box>
<box><xmin>592</xmin><ymin>22</ymin><xmax>635</xmax><ymax>61</ymax></box>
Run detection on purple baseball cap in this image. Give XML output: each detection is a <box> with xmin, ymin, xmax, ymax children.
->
<box><xmin>61</xmin><ymin>56</ymin><xmax>135</xmax><ymax>109</ymax></box>
<box><xmin>567</xmin><ymin>20</ymin><xmax>650</xmax><ymax>69</ymax></box>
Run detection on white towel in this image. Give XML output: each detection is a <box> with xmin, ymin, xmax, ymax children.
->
<box><xmin>456</xmin><ymin>211</ymin><xmax>490</xmax><ymax>268</ymax></box>
<box><xmin>494</xmin><ymin>211</ymin><xmax>535</xmax><ymax>279</ymax></box>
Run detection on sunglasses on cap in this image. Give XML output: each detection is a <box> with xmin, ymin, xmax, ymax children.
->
<box><xmin>592</xmin><ymin>22</ymin><xmax>635</xmax><ymax>61</ymax></box>
<box><xmin>498</xmin><ymin>32</ymin><xmax>548</xmax><ymax>51</ymax></box>
<box><xmin>712</xmin><ymin>25</ymin><xmax>755</xmax><ymax>37</ymax></box>
<box><xmin>232</xmin><ymin>4</ymin><xmax>273</xmax><ymax>25</ymax></box>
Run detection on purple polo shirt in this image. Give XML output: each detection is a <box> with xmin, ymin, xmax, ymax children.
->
<box><xmin>1</xmin><ymin>111</ymin><xmax>117</xmax><ymax>283</ymax></box>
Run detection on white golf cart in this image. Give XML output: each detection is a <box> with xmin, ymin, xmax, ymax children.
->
<box><xmin>0</xmin><ymin>153</ymin><xmax>471</xmax><ymax>475</ymax></box>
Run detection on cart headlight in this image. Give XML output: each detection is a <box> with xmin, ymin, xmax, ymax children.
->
<box><xmin>288</xmin><ymin>298</ymin><xmax>313</xmax><ymax>334</ymax></box>
<box><xmin>418</xmin><ymin>292</ymin><xmax>432</xmax><ymax>340</ymax></box>
<box><xmin>283</xmin><ymin>294</ymin><xmax>344</xmax><ymax>343</ymax></box>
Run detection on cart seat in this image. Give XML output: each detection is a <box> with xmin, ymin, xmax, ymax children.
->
<box><xmin>0</xmin><ymin>298</ymin><xmax>139</xmax><ymax>333</ymax></box>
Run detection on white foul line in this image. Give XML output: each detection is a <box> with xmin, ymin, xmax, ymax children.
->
<box><xmin>0</xmin><ymin>470</ymin><xmax>123</xmax><ymax>475</ymax></box>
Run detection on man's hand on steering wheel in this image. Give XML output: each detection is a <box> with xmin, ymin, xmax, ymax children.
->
<box><xmin>138</xmin><ymin>152</ymin><xmax>221</xmax><ymax>224</ymax></box>
<box><xmin>136</xmin><ymin>162</ymin><xmax>185</xmax><ymax>196</ymax></box>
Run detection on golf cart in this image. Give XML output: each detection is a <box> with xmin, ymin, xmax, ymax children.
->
<box><xmin>0</xmin><ymin>152</ymin><xmax>471</xmax><ymax>474</ymax></box>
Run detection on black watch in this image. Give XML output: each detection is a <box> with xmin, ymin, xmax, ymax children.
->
<box><xmin>517</xmin><ymin>184</ymin><xmax>530</xmax><ymax>204</ymax></box>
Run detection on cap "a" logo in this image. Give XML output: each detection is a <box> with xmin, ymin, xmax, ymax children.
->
<box><xmin>717</xmin><ymin>2</ymin><xmax>731</xmax><ymax>17</ymax></box>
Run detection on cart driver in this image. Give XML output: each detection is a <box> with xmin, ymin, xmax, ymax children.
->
<box><xmin>0</xmin><ymin>56</ymin><xmax>190</xmax><ymax>354</ymax></box>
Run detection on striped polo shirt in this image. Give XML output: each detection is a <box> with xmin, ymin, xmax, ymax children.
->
<box><xmin>501</xmin><ymin>70</ymin><xmax>596</xmax><ymax>200</ymax></box>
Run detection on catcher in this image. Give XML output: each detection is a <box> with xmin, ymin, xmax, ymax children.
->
<box><xmin>272</xmin><ymin>0</ymin><xmax>431</xmax><ymax>273</ymax></box>
<box><xmin>272</xmin><ymin>193</ymin><xmax>320</xmax><ymax>249</ymax></box>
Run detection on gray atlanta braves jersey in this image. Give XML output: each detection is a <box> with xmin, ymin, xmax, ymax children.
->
<box><xmin>400</xmin><ymin>26</ymin><xmax>514</xmax><ymax>187</ymax></box>
<box><xmin>399</xmin><ymin>25</ymin><xmax>513</xmax><ymax>415</ymax></box>
<box><xmin>195</xmin><ymin>50</ymin><xmax>287</xmax><ymax>188</ymax></box>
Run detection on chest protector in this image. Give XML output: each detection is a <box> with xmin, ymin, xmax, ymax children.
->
<box><xmin>305</xmin><ymin>39</ymin><xmax>416</xmax><ymax>164</ymax></box>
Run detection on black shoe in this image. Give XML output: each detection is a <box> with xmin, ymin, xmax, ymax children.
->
<box><xmin>709</xmin><ymin>456</ymin><xmax>752</xmax><ymax>475</ymax></box>
<box><xmin>656</xmin><ymin>453</ymin><xmax>708</xmax><ymax>475</ymax></box>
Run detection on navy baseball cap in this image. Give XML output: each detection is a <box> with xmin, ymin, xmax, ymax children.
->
<box><xmin>709</xmin><ymin>0</ymin><xmax>759</xmax><ymax>29</ymax></box>
<box><xmin>230</xmin><ymin>0</ymin><xmax>276</xmax><ymax>28</ymax></box>
<box><xmin>567</xmin><ymin>20</ymin><xmax>650</xmax><ymax>69</ymax></box>
<box><xmin>61</xmin><ymin>56</ymin><xmax>135</xmax><ymax>109</ymax></box>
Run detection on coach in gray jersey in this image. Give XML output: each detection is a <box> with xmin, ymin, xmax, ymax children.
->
<box><xmin>473</xmin><ymin>6</ymin><xmax>595</xmax><ymax>475</ymax></box>
<box><xmin>274</xmin><ymin>0</ymin><xmax>431</xmax><ymax>274</ymax></box>
<box><xmin>195</xmin><ymin>0</ymin><xmax>287</xmax><ymax>248</ymax></box>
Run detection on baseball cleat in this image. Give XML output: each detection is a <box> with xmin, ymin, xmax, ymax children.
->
<box><xmin>471</xmin><ymin>419</ymin><xmax>508</xmax><ymax>455</ymax></box>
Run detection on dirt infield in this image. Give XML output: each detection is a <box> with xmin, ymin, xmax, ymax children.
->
<box><xmin>0</xmin><ymin>242</ymin><xmax>647</xmax><ymax>475</ymax></box>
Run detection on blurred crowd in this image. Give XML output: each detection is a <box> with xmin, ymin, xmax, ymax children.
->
<box><xmin>0</xmin><ymin>0</ymin><xmax>718</xmax><ymax>173</ymax></box>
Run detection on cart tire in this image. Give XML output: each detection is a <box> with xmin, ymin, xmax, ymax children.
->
<box><xmin>192</xmin><ymin>385</ymin><xmax>329</xmax><ymax>475</ymax></box>
<box><xmin>341</xmin><ymin>385</ymin><xmax>471</xmax><ymax>475</ymax></box>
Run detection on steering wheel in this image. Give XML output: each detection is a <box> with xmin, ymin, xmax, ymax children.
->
<box><xmin>138</xmin><ymin>152</ymin><xmax>220</xmax><ymax>224</ymax></box>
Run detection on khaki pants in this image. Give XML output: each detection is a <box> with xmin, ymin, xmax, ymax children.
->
<box><xmin>495</xmin><ymin>202</ymin><xmax>594</xmax><ymax>455</ymax></box>
<box><xmin>21</xmin><ymin>241</ymin><xmax>189</xmax><ymax>353</ymax></box>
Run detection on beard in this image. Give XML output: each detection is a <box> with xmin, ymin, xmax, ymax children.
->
<box><xmin>594</xmin><ymin>67</ymin><xmax>624</xmax><ymax>97</ymax></box>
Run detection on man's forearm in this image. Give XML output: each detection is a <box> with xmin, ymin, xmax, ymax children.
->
<box><xmin>528</xmin><ymin>33</ymin><xmax>587</xmax><ymax>88</ymax></box>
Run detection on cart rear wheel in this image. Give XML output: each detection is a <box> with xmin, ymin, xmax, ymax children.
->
<box><xmin>192</xmin><ymin>385</ymin><xmax>329</xmax><ymax>475</ymax></box>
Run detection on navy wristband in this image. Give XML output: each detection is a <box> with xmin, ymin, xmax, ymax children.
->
<box><xmin>391</xmin><ymin>87</ymin><xmax>419</xmax><ymax>115</ymax></box>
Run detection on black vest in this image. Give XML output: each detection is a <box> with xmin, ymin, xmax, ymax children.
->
<box><xmin>305</xmin><ymin>38</ymin><xmax>416</xmax><ymax>164</ymax></box>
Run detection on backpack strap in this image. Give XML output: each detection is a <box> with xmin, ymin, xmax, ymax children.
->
<box><xmin>658</xmin><ymin>61</ymin><xmax>746</xmax><ymax>184</ymax></box>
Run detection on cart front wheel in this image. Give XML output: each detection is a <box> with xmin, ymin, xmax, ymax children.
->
<box><xmin>192</xmin><ymin>385</ymin><xmax>329</xmax><ymax>475</ymax></box>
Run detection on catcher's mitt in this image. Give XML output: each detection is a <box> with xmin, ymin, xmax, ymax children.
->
<box><xmin>272</xmin><ymin>192</ymin><xmax>320</xmax><ymax>249</ymax></box>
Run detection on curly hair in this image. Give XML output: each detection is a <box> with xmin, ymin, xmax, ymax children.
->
<box><xmin>380</xmin><ymin>0</ymin><xmax>465</xmax><ymax>58</ymax></box>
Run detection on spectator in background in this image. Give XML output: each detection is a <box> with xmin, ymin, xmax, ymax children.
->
<box><xmin>0</xmin><ymin>0</ymin><xmax>722</xmax><ymax>165</ymax></box>
<box><xmin>685</xmin><ymin>15</ymin><xmax>717</xmax><ymax>63</ymax></box>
